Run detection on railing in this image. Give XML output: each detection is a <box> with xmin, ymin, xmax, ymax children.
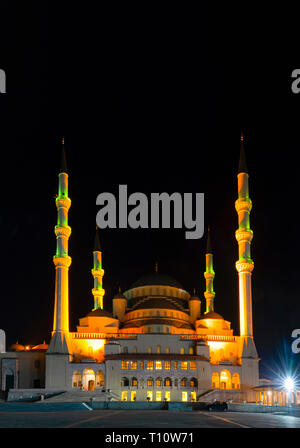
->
<box><xmin>70</xmin><ymin>332</ymin><xmax>138</xmax><ymax>340</ymax></box>
<box><xmin>180</xmin><ymin>334</ymin><xmax>238</xmax><ymax>342</ymax></box>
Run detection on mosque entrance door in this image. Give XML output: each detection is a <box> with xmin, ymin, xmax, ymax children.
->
<box><xmin>83</xmin><ymin>368</ymin><xmax>95</xmax><ymax>391</ymax></box>
<box><xmin>88</xmin><ymin>380</ymin><xmax>95</xmax><ymax>391</ymax></box>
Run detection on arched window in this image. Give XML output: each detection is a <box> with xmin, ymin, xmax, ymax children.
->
<box><xmin>121</xmin><ymin>377</ymin><xmax>129</xmax><ymax>387</ymax></box>
<box><xmin>164</xmin><ymin>377</ymin><xmax>172</xmax><ymax>387</ymax></box>
<box><xmin>156</xmin><ymin>345</ymin><xmax>161</xmax><ymax>354</ymax></box>
<box><xmin>147</xmin><ymin>347</ymin><xmax>152</xmax><ymax>354</ymax></box>
<box><xmin>232</xmin><ymin>372</ymin><xmax>240</xmax><ymax>389</ymax></box>
<box><xmin>133</xmin><ymin>346</ymin><xmax>137</xmax><ymax>353</ymax></box>
<box><xmin>212</xmin><ymin>372</ymin><xmax>219</xmax><ymax>389</ymax></box>
<box><xmin>147</xmin><ymin>377</ymin><xmax>154</xmax><ymax>387</ymax></box>
<box><xmin>131</xmin><ymin>377</ymin><xmax>138</xmax><ymax>387</ymax></box>
<box><xmin>72</xmin><ymin>371</ymin><xmax>82</xmax><ymax>388</ymax></box>
<box><xmin>165</xmin><ymin>347</ymin><xmax>170</xmax><ymax>354</ymax></box>
<box><xmin>96</xmin><ymin>370</ymin><xmax>104</xmax><ymax>387</ymax></box>
<box><xmin>180</xmin><ymin>378</ymin><xmax>187</xmax><ymax>387</ymax></box>
<box><xmin>123</xmin><ymin>346</ymin><xmax>128</xmax><ymax>354</ymax></box>
<box><xmin>156</xmin><ymin>377</ymin><xmax>162</xmax><ymax>387</ymax></box>
<box><xmin>220</xmin><ymin>370</ymin><xmax>231</xmax><ymax>390</ymax></box>
<box><xmin>188</xmin><ymin>347</ymin><xmax>194</xmax><ymax>355</ymax></box>
<box><xmin>190</xmin><ymin>377</ymin><xmax>198</xmax><ymax>388</ymax></box>
<box><xmin>180</xmin><ymin>347</ymin><xmax>185</xmax><ymax>355</ymax></box>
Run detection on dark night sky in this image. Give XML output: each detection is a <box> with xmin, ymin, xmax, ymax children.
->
<box><xmin>0</xmin><ymin>3</ymin><xmax>300</xmax><ymax>378</ymax></box>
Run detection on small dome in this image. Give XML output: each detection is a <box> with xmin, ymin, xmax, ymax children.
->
<box><xmin>113</xmin><ymin>289</ymin><xmax>127</xmax><ymax>300</ymax></box>
<box><xmin>87</xmin><ymin>308</ymin><xmax>114</xmax><ymax>318</ymax></box>
<box><xmin>10</xmin><ymin>342</ymin><xmax>25</xmax><ymax>351</ymax></box>
<box><xmin>199</xmin><ymin>311</ymin><xmax>224</xmax><ymax>320</ymax></box>
<box><xmin>32</xmin><ymin>341</ymin><xmax>48</xmax><ymax>350</ymax></box>
<box><xmin>189</xmin><ymin>294</ymin><xmax>201</xmax><ymax>301</ymax></box>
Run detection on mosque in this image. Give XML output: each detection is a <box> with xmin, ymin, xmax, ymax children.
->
<box><xmin>0</xmin><ymin>135</ymin><xmax>264</xmax><ymax>403</ymax></box>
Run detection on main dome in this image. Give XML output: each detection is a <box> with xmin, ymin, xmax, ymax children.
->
<box><xmin>130</xmin><ymin>272</ymin><xmax>184</xmax><ymax>290</ymax></box>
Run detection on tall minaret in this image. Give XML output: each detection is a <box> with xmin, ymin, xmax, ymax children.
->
<box><xmin>91</xmin><ymin>227</ymin><xmax>105</xmax><ymax>310</ymax></box>
<box><xmin>235</xmin><ymin>132</ymin><xmax>254</xmax><ymax>339</ymax></box>
<box><xmin>48</xmin><ymin>138</ymin><xmax>72</xmax><ymax>353</ymax></box>
<box><xmin>204</xmin><ymin>226</ymin><xmax>215</xmax><ymax>313</ymax></box>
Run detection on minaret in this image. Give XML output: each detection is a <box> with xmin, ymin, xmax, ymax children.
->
<box><xmin>235</xmin><ymin>132</ymin><xmax>254</xmax><ymax>339</ymax></box>
<box><xmin>91</xmin><ymin>227</ymin><xmax>105</xmax><ymax>310</ymax></box>
<box><xmin>48</xmin><ymin>137</ymin><xmax>72</xmax><ymax>353</ymax></box>
<box><xmin>204</xmin><ymin>226</ymin><xmax>215</xmax><ymax>313</ymax></box>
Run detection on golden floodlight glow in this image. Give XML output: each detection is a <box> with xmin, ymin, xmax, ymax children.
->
<box><xmin>87</xmin><ymin>339</ymin><xmax>105</xmax><ymax>352</ymax></box>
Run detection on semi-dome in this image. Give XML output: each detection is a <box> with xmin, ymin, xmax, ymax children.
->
<box><xmin>86</xmin><ymin>308</ymin><xmax>114</xmax><ymax>318</ymax></box>
<box><xmin>199</xmin><ymin>311</ymin><xmax>224</xmax><ymax>320</ymax></box>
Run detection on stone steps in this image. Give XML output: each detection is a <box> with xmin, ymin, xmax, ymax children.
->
<box><xmin>45</xmin><ymin>390</ymin><xmax>120</xmax><ymax>403</ymax></box>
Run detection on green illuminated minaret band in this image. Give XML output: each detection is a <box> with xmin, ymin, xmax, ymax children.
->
<box><xmin>204</xmin><ymin>227</ymin><xmax>215</xmax><ymax>313</ymax></box>
<box><xmin>92</xmin><ymin>227</ymin><xmax>105</xmax><ymax>310</ymax></box>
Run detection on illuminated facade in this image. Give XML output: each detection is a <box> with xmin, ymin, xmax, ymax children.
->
<box><xmin>43</xmin><ymin>135</ymin><xmax>259</xmax><ymax>403</ymax></box>
<box><xmin>0</xmin><ymin>136</ymin><xmax>260</xmax><ymax>403</ymax></box>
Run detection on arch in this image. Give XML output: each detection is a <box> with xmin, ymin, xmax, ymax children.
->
<box><xmin>180</xmin><ymin>377</ymin><xmax>187</xmax><ymax>387</ymax></box>
<box><xmin>82</xmin><ymin>368</ymin><xmax>95</xmax><ymax>391</ymax></box>
<box><xmin>147</xmin><ymin>377</ymin><xmax>154</xmax><ymax>387</ymax></box>
<box><xmin>121</xmin><ymin>377</ymin><xmax>129</xmax><ymax>387</ymax></box>
<box><xmin>72</xmin><ymin>370</ymin><xmax>82</xmax><ymax>388</ymax></box>
<box><xmin>164</xmin><ymin>377</ymin><xmax>172</xmax><ymax>387</ymax></box>
<box><xmin>131</xmin><ymin>377</ymin><xmax>138</xmax><ymax>387</ymax></box>
<box><xmin>96</xmin><ymin>370</ymin><xmax>105</xmax><ymax>387</ymax></box>
<box><xmin>232</xmin><ymin>372</ymin><xmax>240</xmax><ymax>389</ymax></box>
<box><xmin>220</xmin><ymin>370</ymin><xmax>231</xmax><ymax>389</ymax></box>
<box><xmin>212</xmin><ymin>372</ymin><xmax>219</xmax><ymax>389</ymax></box>
<box><xmin>155</xmin><ymin>377</ymin><xmax>162</xmax><ymax>387</ymax></box>
<box><xmin>190</xmin><ymin>377</ymin><xmax>198</xmax><ymax>388</ymax></box>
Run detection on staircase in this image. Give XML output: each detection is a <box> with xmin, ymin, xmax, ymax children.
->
<box><xmin>45</xmin><ymin>389</ymin><xmax>120</xmax><ymax>403</ymax></box>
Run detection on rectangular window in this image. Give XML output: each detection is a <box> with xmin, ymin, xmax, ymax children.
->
<box><xmin>140</xmin><ymin>360</ymin><xmax>144</xmax><ymax>370</ymax></box>
<box><xmin>131</xmin><ymin>391</ymin><xmax>136</xmax><ymax>402</ymax></box>
<box><xmin>164</xmin><ymin>361</ymin><xmax>171</xmax><ymax>370</ymax></box>
<box><xmin>165</xmin><ymin>391</ymin><xmax>171</xmax><ymax>401</ymax></box>
<box><xmin>182</xmin><ymin>391</ymin><xmax>188</xmax><ymax>402</ymax></box>
<box><xmin>147</xmin><ymin>361</ymin><xmax>154</xmax><ymax>370</ymax></box>
<box><xmin>121</xmin><ymin>391</ymin><xmax>128</xmax><ymax>401</ymax></box>
<box><xmin>147</xmin><ymin>391</ymin><xmax>153</xmax><ymax>401</ymax></box>
<box><xmin>156</xmin><ymin>379</ymin><xmax>162</xmax><ymax>387</ymax></box>
<box><xmin>191</xmin><ymin>391</ymin><xmax>197</xmax><ymax>402</ymax></box>
<box><xmin>190</xmin><ymin>361</ymin><xmax>196</xmax><ymax>370</ymax></box>
<box><xmin>130</xmin><ymin>361</ymin><xmax>137</xmax><ymax>370</ymax></box>
<box><xmin>155</xmin><ymin>360</ymin><xmax>162</xmax><ymax>370</ymax></box>
<box><xmin>132</xmin><ymin>378</ymin><xmax>138</xmax><ymax>387</ymax></box>
<box><xmin>147</xmin><ymin>378</ymin><xmax>153</xmax><ymax>387</ymax></box>
<box><xmin>156</xmin><ymin>391</ymin><xmax>162</xmax><ymax>401</ymax></box>
<box><xmin>181</xmin><ymin>361</ymin><xmax>188</xmax><ymax>370</ymax></box>
<box><xmin>174</xmin><ymin>361</ymin><xmax>178</xmax><ymax>370</ymax></box>
<box><xmin>121</xmin><ymin>361</ymin><xmax>129</xmax><ymax>369</ymax></box>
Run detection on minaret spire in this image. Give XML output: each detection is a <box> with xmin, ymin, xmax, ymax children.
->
<box><xmin>204</xmin><ymin>226</ymin><xmax>215</xmax><ymax>313</ymax></box>
<box><xmin>235</xmin><ymin>132</ymin><xmax>254</xmax><ymax>338</ymax></box>
<box><xmin>48</xmin><ymin>138</ymin><xmax>72</xmax><ymax>354</ymax></box>
<box><xmin>91</xmin><ymin>226</ymin><xmax>105</xmax><ymax>310</ymax></box>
